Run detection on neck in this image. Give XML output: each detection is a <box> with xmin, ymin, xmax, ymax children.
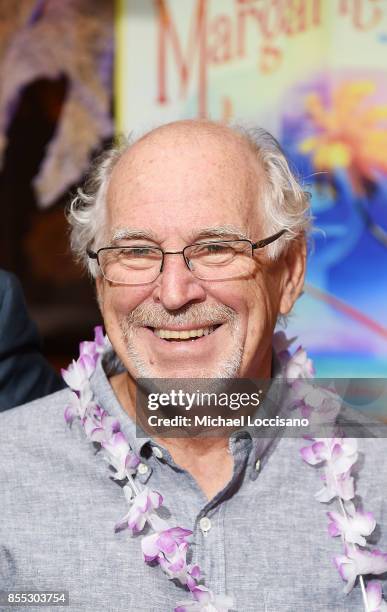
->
<box><xmin>110</xmin><ymin>371</ymin><xmax>231</xmax><ymax>454</ymax></box>
<box><xmin>109</xmin><ymin>371</ymin><xmax>233</xmax><ymax>499</ymax></box>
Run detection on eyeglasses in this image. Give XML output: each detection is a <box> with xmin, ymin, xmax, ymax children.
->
<box><xmin>87</xmin><ymin>229</ymin><xmax>287</xmax><ymax>285</ymax></box>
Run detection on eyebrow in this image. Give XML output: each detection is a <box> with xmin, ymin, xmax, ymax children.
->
<box><xmin>111</xmin><ymin>228</ymin><xmax>159</xmax><ymax>244</ymax></box>
<box><xmin>110</xmin><ymin>224</ymin><xmax>252</xmax><ymax>245</ymax></box>
<box><xmin>190</xmin><ymin>225</ymin><xmax>251</xmax><ymax>242</ymax></box>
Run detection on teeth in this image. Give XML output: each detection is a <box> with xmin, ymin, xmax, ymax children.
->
<box><xmin>154</xmin><ymin>326</ymin><xmax>215</xmax><ymax>340</ymax></box>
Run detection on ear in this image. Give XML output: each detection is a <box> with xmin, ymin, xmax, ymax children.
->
<box><xmin>278</xmin><ymin>237</ymin><xmax>306</xmax><ymax>315</ymax></box>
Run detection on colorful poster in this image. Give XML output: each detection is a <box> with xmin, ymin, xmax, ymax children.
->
<box><xmin>116</xmin><ymin>0</ymin><xmax>387</xmax><ymax>376</ymax></box>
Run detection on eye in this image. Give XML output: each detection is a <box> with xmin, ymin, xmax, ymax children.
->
<box><xmin>116</xmin><ymin>246</ymin><xmax>155</xmax><ymax>258</ymax></box>
<box><xmin>128</xmin><ymin>247</ymin><xmax>153</xmax><ymax>257</ymax></box>
<box><xmin>205</xmin><ymin>243</ymin><xmax>228</xmax><ymax>254</ymax></box>
<box><xmin>109</xmin><ymin>246</ymin><xmax>161</xmax><ymax>271</ymax></box>
<box><xmin>188</xmin><ymin>242</ymin><xmax>236</xmax><ymax>265</ymax></box>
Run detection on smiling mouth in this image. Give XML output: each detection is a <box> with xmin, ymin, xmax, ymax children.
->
<box><xmin>147</xmin><ymin>324</ymin><xmax>222</xmax><ymax>342</ymax></box>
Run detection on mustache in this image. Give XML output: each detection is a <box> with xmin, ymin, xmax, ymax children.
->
<box><xmin>122</xmin><ymin>303</ymin><xmax>237</xmax><ymax>329</ymax></box>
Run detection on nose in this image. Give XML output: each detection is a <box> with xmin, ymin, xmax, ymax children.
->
<box><xmin>152</xmin><ymin>252</ymin><xmax>206</xmax><ymax>311</ymax></box>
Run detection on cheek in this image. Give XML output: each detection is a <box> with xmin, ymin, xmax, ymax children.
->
<box><xmin>99</xmin><ymin>286</ymin><xmax>152</xmax><ymax>347</ymax></box>
<box><xmin>210</xmin><ymin>277</ymin><xmax>274</xmax><ymax>327</ymax></box>
<box><xmin>101</xmin><ymin>287</ymin><xmax>152</xmax><ymax>362</ymax></box>
<box><xmin>103</xmin><ymin>286</ymin><xmax>150</xmax><ymax>318</ymax></box>
<box><xmin>244</xmin><ymin>275</ymin><xmax>281</xmax><ymax>336</ymax></box>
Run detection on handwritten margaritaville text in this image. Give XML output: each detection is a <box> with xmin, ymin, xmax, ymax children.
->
<box><xmin>156</xmin><ymin>0</ymin><xmax>385</xmax><ymax>114</ymax></box>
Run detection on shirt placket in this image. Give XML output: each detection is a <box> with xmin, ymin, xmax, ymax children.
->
<box><xmin>129</xmin><ymin>436</ymin><xmax>252</xmax><ymax>607</ymax></box>
<box><xmin>190</xmin><ymin>436</ymin><xmax>251</xmax><ymax>601</ymax></box>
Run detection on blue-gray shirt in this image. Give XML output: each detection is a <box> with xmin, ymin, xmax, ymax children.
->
<box><xmin>0</xmin><ymin>356</ymin><xmax>386</xmax><ymax>611</ymax></box>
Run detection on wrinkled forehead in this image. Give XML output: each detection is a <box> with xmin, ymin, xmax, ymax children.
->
<box><xmin>106</xmin><ymin>127</ymin><xmax>265</xmax><ymax>241</ymax></box>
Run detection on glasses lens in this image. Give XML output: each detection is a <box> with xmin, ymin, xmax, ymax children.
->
<box><xmin>99</xmin><ymin>246</ymin><xmax>162</xmax><ymax>285</ymax></box>
<box><xmin>185</xmin><ymin>241</ymin><xmax>254</xmax><ymax>280</ymax></box>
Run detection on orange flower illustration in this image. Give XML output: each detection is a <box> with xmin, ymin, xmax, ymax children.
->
<box><xmin>300</xmin><ymin>81</ymin><xmax>387</xmax><ymax>191</ymax></box>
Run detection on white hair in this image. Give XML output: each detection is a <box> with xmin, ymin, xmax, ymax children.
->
<box><xmin>66</xmin><ymin>123</ymin><xmax>311</xmax><ymax>276</ymax></box>
<box><xmin>238</xmin><ymin>126</ymin><xmax>312</xmax><ymax>258</ymax></box>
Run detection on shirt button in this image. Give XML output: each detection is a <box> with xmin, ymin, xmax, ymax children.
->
<box><xmin>199</xmin><ymin>516</ymin><xmax>212</xmax><ymax>534</ymax></box>
<box><xmin>152</xmin><ymin>446</ymin><xmax>163</xmax><ymax>459</ymax></box>
<box><xmin>138</xmin><ymin>463</ymin><xmax>149</xmax><ymax>475</ymax></box>
<box><xmin>255</xmin><ymin>458</ymin><xmax>261</xmax><ymax>472</ymax></box>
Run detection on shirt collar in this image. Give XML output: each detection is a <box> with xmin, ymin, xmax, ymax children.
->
<box><xmin>91</xmin><ymin>348</ymin><xmax>286</xmax><ymax>467</ymax></box>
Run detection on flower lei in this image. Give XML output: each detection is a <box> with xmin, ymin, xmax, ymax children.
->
<box><xmin>274</xmin><ymin>332</ymin><xmax>387</xmax><ymax>612</ymax></box>
<box><xmin>62</xmin><ymin>327</ymin><xmax>387</xmax><ymax>612</ymax></box>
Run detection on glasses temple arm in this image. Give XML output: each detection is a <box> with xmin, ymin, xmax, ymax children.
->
<box><xmin>252</xmin><ymin>229</ymin><xmax>287</xmax><ymax>250</ymax></box>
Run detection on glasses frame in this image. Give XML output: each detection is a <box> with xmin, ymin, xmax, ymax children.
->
<box><xmin>87</xmin><ymin>229</ymin><xmax>287</xmax><ymax>285</ymax></box>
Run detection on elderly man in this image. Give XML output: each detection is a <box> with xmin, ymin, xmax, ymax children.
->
<box><xmin>1</xmin><ymin>121</ymin><xmax>386</xmax><ymax>612</ymax></box>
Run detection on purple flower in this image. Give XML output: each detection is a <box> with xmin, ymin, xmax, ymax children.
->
<box><xmin>141</xmin><ymin>527</ymin><xmax>192</xmax><ymax>563</ymax></box>
<box><xmin>61</xmin><ymin>355</ymin><xmax>95</xmax><ymax>391</ymax></box>
<box><xmin>64</xmin><ymin>391</ymin><xmax>84</xmax><ymax>423</ymax></box>
<box><xmin>302</xmin><ymin>438</ymin><xmax>358</xmax><ymax>503</ymax></box>
<box><xmin>115</xmin><ymin>487</ymin><xmax>163</xmax><ymax>534</ymax></box>
<box><xmin>330</xmin><ymin>439</ymin><xmax>358</xmax><ymax>473</ymax></box>
<box><xmin>300</xmin><ymin>438</ymin><xmax>358</xmax><ymax>474</ymax></box>
<box><xmin>128</xmin><ymin>487</ymin><xmax>163</xmax><ymax>533</ymax></box>
<box><xmin>290</xmin><ymin>380</ymin><xmax>341</xmax><ymax>423</ymax></box>
<box><xmin>327</xmin><ymin>502</ymin><xmax>376</xmax><ymax>545</ymax></box>
<box><xmin>101</xmin><ymin>432</ymin><xmax>140</xmax><ymax>480</ymax></box>
<box><xmin>83</xmin><ymin>408</ymin><xmax>120</xmax><ymax>442</ymax></box>
<box><xmin>159</xmin><ymin>542</ymin><xmax>188</xmax><ymax>580</ymax></box>
<box><xmin>315</xmin><ymin>467</ymin><xmax>355</xmax><ymax>502</ymax></box>
<box><xmin>186</xmin><ymin>565</ymin><xmax>201</xmax><ymax>589</ymax></box>
<box><xmin>64</xmin><ymin>406</ymin><xmax>75</xmax><ymax>424</ymax></box>
<box><xmin>300</xmin><ymin>439</ymin><xmax>329</xmax><ymax>465</ymax></box>
<box><xmin>79</xmin><ymin>341</ymin><xmax>99</xmax><ymax>365</ymax></box>
<box><xmin>141</xmin><ymin>531</ymin><xmax>200</xmax><ymax>586</ymax></box>
<box><xmin>334</xmin><ymin>546</ymin><xmax>387</xmax><ymax>594</ymax></box>
<box><xmin>175</xmin><ymin>585</ymin><xmax>233</xmax><ymax>611</ymax></box>
<box><xmin>79</xmin><ymin>326</ymin><xmax>106</xmax><ymax>365</ymax></box>
<box><xmin>157</xmin><ymin>545</ymin><xmax>199</xmax><ymax>586</ymax></box>
<box><xmin>285</xmin><ymin>345</ymin><xmax>315</xmax><ymax>379</ymax></box>
<box><xmin>366</xmin><ymin>581</ymin><xmax>387</xmax><ymax>612</ymax></box>
<box><xmin>93</xmin><ymin>325</ymin><xmax>106</xmax><ymax>352</ymax></box>
<box><xmin>273</xmin><ymin>331</ymin><xmax>296</xmax><ymax>364</ymax></box>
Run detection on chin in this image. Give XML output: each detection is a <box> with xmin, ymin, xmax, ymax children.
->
<box><xmin>125</xmin><ymin>352</ymin><xmax>243</xmax><ymax>380</ymax></box>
